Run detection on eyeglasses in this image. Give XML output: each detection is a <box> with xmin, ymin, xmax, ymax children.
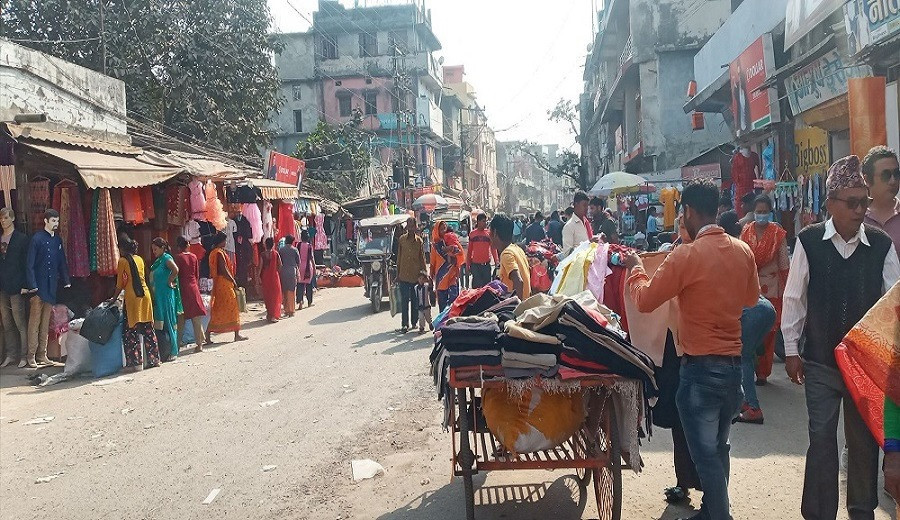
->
<box><xmin>829</xmin><ymin>196</ymin><xmax>873</xmax><ymax>210</ymax></box>
<box><xmin>880</xmin><ymin>168</ymin><xmax>900</xmax><ymax>183</ymax></box>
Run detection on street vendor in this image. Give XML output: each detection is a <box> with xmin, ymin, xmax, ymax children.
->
<box><xmin>623</xmin><ymin>179</ymin><xmax>759</xmax><ymax>520</ymax></box>
<box><xmin>489</xmin><ymin>214</ymin><xmax>530</xmax><ymax>299</ymax></box>
<box><xmin>562</xmin><ymin>191</ymin><xmax>592</xmax><ymax>257</ymax></box>
<box><xmin>781</xmin><ymin>155</ymin><xmax>899</xmax><ymax>520</ymax></box>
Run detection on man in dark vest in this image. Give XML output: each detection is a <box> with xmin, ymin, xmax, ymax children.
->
<box><xmin>782</xmin><ymin>155</ymin><xmax>900</xmax><ymax>520</ymax></box>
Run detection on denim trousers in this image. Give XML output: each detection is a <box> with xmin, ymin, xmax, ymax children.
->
<box><xmin>470</xmin><ymin>263</ymin><xmax>492</xmax><ymax>289</ymax></box>
<box><xmin>398</xmin><ymin>281</ymin><xmax>417</xmax><ymax>329</ymax></box>
<box><xmin>740</xmin><ymin>297</ymin><xmax>776</xmax><ymax>408</ymax></box>
<box><xmin>676</xmin><ymin>356</ymin><xmax>744</xmax><ymax>520</ymax></box>
<box><xmin>437</xmin><ymin>284</ymin><xmax>459</xmax><ymax>312</ymax></box>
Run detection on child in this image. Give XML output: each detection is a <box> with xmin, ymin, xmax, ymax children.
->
<box><xmin>414</xmin><ymin>270</ymin><xmax>434</xmax><ymax>333</ymax></box>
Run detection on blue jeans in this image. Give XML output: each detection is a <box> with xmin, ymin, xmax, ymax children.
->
<box><xmin>437</xmin><ymin>284</ymin><xmax>459</xmax><ymax>312</ymax></box>
<box><xmin>677</xmin><ymin>356</ymin><xmax>744</xmax><ymax>520</ymax></box>
<box><xmin>398</xmin><ymin>281</ymin><xmax>417</xmax><ymax>329</ymax></box>
<box><xmin>740</xmin><ymin>297</ymin><xmax>776</xmax><ymax>408</ymax></box>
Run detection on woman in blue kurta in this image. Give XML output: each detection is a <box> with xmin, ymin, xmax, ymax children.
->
<box><xmin>149</xmin><ymin>237</ymin><xmax>182</xmax><ymax>361</ymax></box>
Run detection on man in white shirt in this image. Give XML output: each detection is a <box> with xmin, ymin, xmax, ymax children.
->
<box><xmin>781</xmin><ymin>155</ymin><xmax>900</xmax><ymax>520</ymax></box>
<box><xmin>562</xmin><ymin>191</ymin><xmax>592</xmax><ymax>257</ymax></box>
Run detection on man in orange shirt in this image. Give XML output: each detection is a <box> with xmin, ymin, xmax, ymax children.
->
<box><xmin>623</xmin><ymin>179</ymin><xmax>759</xmax><ymax>520</ymax></box>
<box><xmin>466</xmin><ymin>213</ymin><xmax>496</xmax><ymax>288</ymax></box>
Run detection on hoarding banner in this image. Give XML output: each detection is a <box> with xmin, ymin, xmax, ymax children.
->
<box><xmin>681</xmin><ymin>163</ymin><xmax>722</xmax><ymax>181</ymax></box>
<box><xmin>265</xmin><ymin>151</ymin><xmax>305</xmax><ymax>187</ymax></box>
<box><xmin>785</xmin><ymin>0</ymin><xmax>846</xmax><ymax>49</ymax></box>
<box><xmin>793</xmin><ymin>126</ymin><xmax>830</xmax><ymax>177</ymax></box>
<box><xmin>730</xmin><ymin>34</ymin><xmax>781</xmax><ymax>136</ymax></box>
<box><xmin>786</xmin><ymin>49</ymin><xmax>872</xmax><ymax>115</ymax></box>
<box><xmin>843</xmin><ymin>0</ymin><xmax>900</xmax><ymax>55</ymax></box>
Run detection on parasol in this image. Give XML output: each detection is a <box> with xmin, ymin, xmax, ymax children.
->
<box><xmin>589</xmin><ymin>171</ymin><xmax>657</xmax><ymax>197</ymax></box>
<box><xmin>412</xmin><ymin>193</ymin><xmax>449</xmax><ymax>211</ymax></box>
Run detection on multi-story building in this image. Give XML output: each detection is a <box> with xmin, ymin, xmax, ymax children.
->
<box><xmin>272</xmin><ymin>0</ymin><xmax>448</xmax><ymax>200</ymax></box>
<box><xmin>442</xmin><ymin>65</ymin><xmax>499</xmax><ymax>211</ymax></box>
<box><xmin>580</xmin><ymin>0</ymin><xmax>734</xmax><ymax>185</ymax></box>
<box><xmin>497</xmin><ymin>141</ymin><xmax>567</xmax><ymax>214</ymax></box>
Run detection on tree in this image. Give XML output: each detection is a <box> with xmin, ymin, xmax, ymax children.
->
<box><xmin>296</xmin><ymin>109</ymin><xmax>372</xmax><ymax>202</ymax></box>
<box><xmin>2</xmin><ymin>0</ymin><xmax>283</xmax><ymax>159</ymax></box>
<box><xmin>519</xmin><ymin>98</ymin><xmax>591</xmax><ymax>191</ymax></box>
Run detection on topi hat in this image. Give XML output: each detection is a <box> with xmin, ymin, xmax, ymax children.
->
<box><xmin>826</xmin><ymin>155</ymin><xmax>867</xmax><ymax>195</ymax></box>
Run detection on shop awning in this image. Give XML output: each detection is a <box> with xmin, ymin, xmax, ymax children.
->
<box><xmin>247</xmin><ymin>177</ymin><xmax>298</xmax><ymax>200</ymax></box>
<box><xmin>21</xmin><ymin>142</ymin><xmax>182</xmax><ymax>188</ymax></box>
<box><xmin>683</xmin><ymin>71</ymin><xmax>731</xmax><ymax>114</ymax></box>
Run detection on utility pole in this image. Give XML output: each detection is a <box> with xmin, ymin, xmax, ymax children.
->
<box><xmin>99</xmin><ymin>0</ymin><xmax>107</xmax><ymax>75</ymax></box>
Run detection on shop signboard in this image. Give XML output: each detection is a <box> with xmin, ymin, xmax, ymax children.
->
<box><xmin>786</xmin><ymin>49</ymin><xmax>872</xmax><ymax>115</ymax></box>
<box><xmin>730</xmin><ymin>34</ymin><xmax>781</xmax><ymax>137</ymax></box>
<box><xmin>793</xmin><ymin>126</ymin><xmax>830</xmax><ymax>177</ymax></box>
<box><xmin>641</xmin><ymin>168</ymin><xmax>682</xmax><ymax>184</ymax></box>
<box><xmin>265</xmin><ymin>150</ymin><xmax>305</xmax><ymax>187</ymax></box>
<box><xmin>843</xmin><ymin>0</ymin><xmax>900</xmax><ymax>55</ymax></box>
<box><xmin>681</xmin><ymin>163</ymin><xmax>722</xmax><ymax>181</ymax></box>
<box><xmin>785</xmin><ymin>0</ymin><xmax>846</xmax><ymax>49</ymax></box>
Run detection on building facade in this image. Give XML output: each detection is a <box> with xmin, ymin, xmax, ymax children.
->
<box><xmin>580</xmin><ymin>0</ymin><xmax>734</xmax><ymax>185</ymax></box>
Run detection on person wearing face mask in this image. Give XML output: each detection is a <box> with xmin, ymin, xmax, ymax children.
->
<box><xmin>739</xmin><ymin>196</ymin><xmax>789</xmax><ymax>395</ymax></box>
<box><xmin>623</xmin><ymin>179</ymin><xmax>759</xmax><ymax>520</ymax></box>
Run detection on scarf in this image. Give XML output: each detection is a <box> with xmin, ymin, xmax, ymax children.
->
<box><xmin>124</xmin><ymin>254</ymin><xmax>145</xmax><ymax>297</ymax></box>
<box><xmin>740</xmin><ymin>222</ymin><xmax>786</xmax><ymax>268</ymax></box>
<box><xmin>431</xmin><ymin>226</ymin><xmax>464</xmax><ymax>291</ymax></box>
<box><xmin>835</xmin><ymin>282</ymin><xmax>900</xmax><ymax>447</ymax></box>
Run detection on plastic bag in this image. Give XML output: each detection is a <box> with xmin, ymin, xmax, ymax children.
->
<box><xmin>482</xmin><ymin>386</ymin><xmax>585</xmax><ymax>454</ymax></box>
<box><xmin>80</xmin><ymin>300</ymin><xmax>121</xmax><ymax>345</ymax></box>
<box><xmin>89</xmin><ymin>322</ymin><xmax>124</xmax><ymax>377</ymax></box>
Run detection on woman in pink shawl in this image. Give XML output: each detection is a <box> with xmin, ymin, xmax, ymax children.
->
<box><xmin>296</xmin><ymin>230</ymin><xmax>316</xmax><ymax>309</ymax></box>
<box><xmin>430</xmin><ymin>221</ymin><xmax>465</xmax><ymax>311</ymax></box>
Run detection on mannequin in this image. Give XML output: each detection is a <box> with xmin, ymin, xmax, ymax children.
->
<box><xmin>233</xmin><ymin>212</ymin><xmax>252</xmax><ymax>287</ymax></box>
<box><xmin>24</xmin><ymin>208</ymin><xmax>70</xmax><ymax>368</ymax></box>
<box><xmin>732</xmin><ymin>146</ymin><xmax>761</xmax><ymax>218</ymax></box>
<box><xmin>0</xmin><ymin>208</ymin><xmax>30</xmax><ymax>367</ymax></box>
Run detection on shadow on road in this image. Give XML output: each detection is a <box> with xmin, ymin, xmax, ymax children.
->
<box><xmin>309</xmin><ymin>303</ymin><xmax>372</xmax><ymax>325</ymax></box>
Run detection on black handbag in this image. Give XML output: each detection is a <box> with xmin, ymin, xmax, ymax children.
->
<box><xmin>80</xmin><ymin>300</ymin><xmax>122</xmax><ymax>345</ymax></box>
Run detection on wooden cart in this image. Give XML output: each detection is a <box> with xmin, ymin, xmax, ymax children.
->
<box><xmin>449</xmin><ymin>366</ymin><xmax>630</xmax><ymax>520</ymax></box>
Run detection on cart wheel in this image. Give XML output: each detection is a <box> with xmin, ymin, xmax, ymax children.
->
<box><xmin>593</xmin><ymin>405</ymin><xmax>622</xmax><ymax>520</ymax></box>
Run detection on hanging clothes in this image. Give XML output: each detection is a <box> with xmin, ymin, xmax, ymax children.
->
<box><xmin>89</xmin><ymin>189</ymin><xmax>99</xmax><ymax>272</ymax></box>
<box><xmin>241</xmin><ymin>203</ymin><xmax>264</xmax><ymax>243</ymax></box>
<box><xmin>762</xmin><ymin>141</ymin><xmax>775</xmax><ymax>180</ymax></box>
<box><xmin>0</xmin><ymin>138</ymin><xmax>15</xmax><ymax>208</ymax></box>
<box><xmin>52</xmin><ymin>184</ymin><xmax>89</xmax><ymax>278</ymax></box>
<box><xmin>658</xmin><ymin>187</ymin><xmax>680</xmax><ymax>229</ymax></box>
<box><xmin>96</xmin><ymin>189</ymin><xmax>120</xmax><ymax>277</ymax></box>
<box><xmin>262</xmin><ymin>201</ymin><xmax>274</xmax><ymax>240</ymax></box>
<box><xmin>141</xmin><ymin>186</ymin><xmax>155</xmax><ymax>220</ymax></box>
<box><xmin>314</xmin><ymin>213</ymin><xmax>328</xmax><ymax>250</ymax></box>
<box><xmin>122</xmin><ymin>187</ymin><xmax>145</xmax><ymax>224</ymax></box>
<box><xmin>188</xmin><ymin>179</ymin><xmax>206</xmax><ymax>219</ymax></box>
<box><xmin>204</xmin><ymin>181</ymin><xmax>227</xmax><ymax>231</ymax></box>
<box><xmin>29</xmin><ymin>178</ymin><xmax>50</xmax><ymax>232</ymax></box>
<box><xmin>277</xmin><ymin>201</ymin><xmax>294</xmax><ymax>240</ymax></box>
<box><xmin>166</xmin><ymin>184</ymin><xmax>188</xmax><ymax>226</ymax></box>
<box><xmin>234</xmin><ymin>215</ymin><xmax>253</xmax><ymax>288</ymax></box>
<box><xmin>731</xmin><ymin>151</ymin><xmax>760</xmax><ymax>218</ymax></box>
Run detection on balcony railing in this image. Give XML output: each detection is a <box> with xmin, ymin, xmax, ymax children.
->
<box><xmin>618</xmin><ymin>35</ymin><xmax>634</xmax><ymax>71</ymax></box>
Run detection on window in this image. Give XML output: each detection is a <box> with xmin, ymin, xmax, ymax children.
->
<box><xmin>321</xmin><ymin>35</ymin><xmax>338</xmax><ymax>60</ymax></box>
<box><xmin>293</xmin><ymin>110</ymin><xmax>303</xmax><ymax>133</ymax></box>
<box><xmin>359</xmin><ymin>33</ymin><xmax>377</xmax><ymax>57</ymax></box>
<box><xmin>338</xmin><ymin>95</ymin><xmax>352</xmax><ymax>117</ymax></box>
<box><xmin>292</xmin><ymin>85</ymin><xmax>302</xmax><ymax>101</ymax></box>
<box><xmin>389</xmin><ymin>29</ymin><xmax>408</xmax><ymax>54</ymax></box>
<box><xmin>364</xmin><ymin>91</ymin><xmax>378</xmax><ymax>116</ymax></box>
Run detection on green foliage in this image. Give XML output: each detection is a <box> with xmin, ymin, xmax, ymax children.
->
<box><xmin>295</xmin><ymin>109</ymin><xmax>372</xmax><ymax>202</ymax></box>
<box><xmin>2</xmin><ymin>0</ymin><xmax>283</xmax><ymax>158</ymax></box>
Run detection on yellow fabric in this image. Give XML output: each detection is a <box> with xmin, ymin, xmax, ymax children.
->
<box><xmin>116</xmin><ymin>256</ymin><xmax>154</xmax><ymax>327</ymax></box>
<box><xmin>499</xmin><ymin>244</ymin><xmax>531</xmax><ymax>299</ymax></box>
<box><xmin>482</xmin><ymin>386</ymin><xmax>585</xmax><ymax>454</ymax></box>
<box><xmin>556</xmin><ymin>242</ymin><xmax>597</xmax><ymax>296</ymax></box>
<box><xmin>659</xmin><ymin>187</ymin><xmax>681</xmax><ymax>229</ymax></box>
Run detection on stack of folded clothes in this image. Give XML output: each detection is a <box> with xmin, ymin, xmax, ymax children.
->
<box><xmin>440</xmin><ymin>315</ymin><xmax>502</xmax><ymax>368</ymax></box>
<box><xmin>499</xmin><ymin>322</ymin><xmax>561</xmax><ymax>379</ymax></box>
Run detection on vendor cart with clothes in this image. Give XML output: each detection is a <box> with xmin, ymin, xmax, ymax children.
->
<box><xmin>431</xmin><ymin>283</ymin><xmax>657</xmax><ymax>520</ymax></box>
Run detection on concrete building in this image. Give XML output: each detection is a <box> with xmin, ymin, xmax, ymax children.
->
<box><xmin>271</xmin><ymin>0</ymin><xmax>448</xmax><ymax>196</ymax></box>
<box><xmin>580</xmin><ymin>0</ymin><xmax>734</xmax><ymax>185</ymax></box>
<box><xmin>1</xmin><ymin>39</ymin><xmax>127</xmax><ymax>137</ymax></box>
<box><xmin>497</xmin><ymin>141</ymin><xmax>566</xmax><ymax>214</ymax></box>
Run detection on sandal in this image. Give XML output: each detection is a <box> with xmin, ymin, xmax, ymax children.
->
<box><xmin>664</xmin><ymin>486</ymin><xmax>690</xmax><ymax>503</ymax></box>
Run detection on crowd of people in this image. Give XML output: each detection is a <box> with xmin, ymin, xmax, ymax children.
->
<box><xmin>393</xmin><ymin>145</ymin><xmax>900</xmax><ymax>520</ymax></box>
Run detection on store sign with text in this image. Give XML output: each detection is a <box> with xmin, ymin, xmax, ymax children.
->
<box><xmin>730</xmin><ymin>34</ymin><xmax>780</xmax><ymax>137</ymax></box>
<box><xmin>681</xmin><ymin>163</ymin><xmax>722</xmax><ymax>181</ymax></box>
<box><xmin>793</xmin><ymin>127</ymin><xmax>830</xmax><ymax>177</ymax></box>
<box><xmin>265</xmin><ymin>151</ymin><xmax>305</xmax><ymax>187</ymax></box>
<box><xmin>843</xmin><ymin>0</ymin><xmax>900</xmax><ymax>54</ymax></box>
<box><xmin>785</xmin><ymin>0</ymin><xmax>846</xmax><ymax>49</ymax></box>
<box><xmin>786</xmin><ymin>49</ymin><xmax>871</xmax><ymax>115</ymax></box>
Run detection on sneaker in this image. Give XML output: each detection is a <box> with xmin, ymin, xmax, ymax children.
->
<box><xmin>399</xmin><ymin>327</ymin><xmax>409</xmax><ymax>334</ymax></box>
<box><xmin>755</xmin><ymin>378</ymin><xmax>768</xmax><ymax>386</ymax></box>
<box><xmin>737</xmin><ymin>407</ymin><xmax>764</xmax><ymax>424</ymax></box>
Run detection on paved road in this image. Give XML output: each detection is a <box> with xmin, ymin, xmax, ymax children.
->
<box><xmin>0</xmin><ymin>287</ymin><xmax>896</xmax><ymax>519</ymax></box>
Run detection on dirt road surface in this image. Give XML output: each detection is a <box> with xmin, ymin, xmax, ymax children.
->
<box><xmin>1</xmin><ymin>287</ymin><xmax>896</xmax><ymax>519</ymax></box>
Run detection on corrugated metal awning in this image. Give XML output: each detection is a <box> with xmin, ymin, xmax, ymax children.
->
<box><xmin>21</xmin><ymin>142</ymin><xmax>182</xmax><ymax>188</ymax></box>
<box><xmin>246</xmin><ymin>177</ymin><xmax>298</xmax><ymax>200</ymax></box>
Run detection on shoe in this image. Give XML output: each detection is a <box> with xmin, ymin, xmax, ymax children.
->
<box><xmin>17</xmin><ymin>359</ymin><xmax>27</xmax><ymax>368</ymax></box>
<box><xmin>399</xmin><ymin>327</ymin><xmax>409</xmax><ymax>334</ymax></box>
<box><xmin>740</xmin><ymin>402</ymin><xmax>750</xmax><ymax>414</ymax></box>
<box><xmin>0</xmin><ymin>357</ymin><xmax>14</xmax><ymax>368</ymax></box>
<box><xmin>35</xmin><ymin>357</ymin><xmax>53</xmax><ymax>367</ymax></box>
<box><xmin>755</xmin><ymin>378</ymin><xmax>768</xmax><ymax>386</ymax></box>
<box><xmin>25</xmin><ymin>357</ymin><xmax>38</xmax><ymax>368</ymax></box>
<box><xmin>737</xmin><ymin>407</ymin><xmax>764</xmax><ymax>424</ymax></box>
<box><xmin>418</xmin><ymin>327</ymin><xmax>425</xmax><ymax>333</ymax></box>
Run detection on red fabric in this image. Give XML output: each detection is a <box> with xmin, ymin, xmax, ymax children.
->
<box><xmin>260</xmin><ymin>249</ymin><xmax>283</xmax><ymax>321</ymax></box>
<box><xmin>560</xmin><ymin>353</ymin><xmax>609</xmax><ymax>374</ymax></box>
<box><xmin>467</xmin><ymin>228</ymin><xmax>495</xmax><ymax>265</ymax></box>
<box><xmin>584</xmin><ymin>218</ymin><xmax>593</xmax><ymax>238</ymax></box>
<box><xmin>277</xmin><ymin>201</ymin><xmax>295</xmax><ymax>241</ymax></box>
<box><xmin>141</xmin><ymin>187</ymin><xmax>155</xmax><ymax>220</ymax></box>
<box><xmin>602</xmin><ymin>265</ymin><xmax>629</xmax><ymax>333</ymax></box>
<box><xmin>446</xmin><ymin>285</ymin><xmax>502</xmax><ymax>320</ymax></box>
<box><xmin>835</xmin><ymin>345</ymin><xmax>885</xmax><ymax>447</ymax></box>
<box><xmin>731</xmin><ymin>152</ymin><xmax>760</xmax><ymax>218</ymax></box>
<box><xmin>174</xmin><ymin>252</ymin><xmax>206</xmax><ymax>319</ymax></box>
<box><xmin>530</xmin><ymin>263</ymin><xmax>551</xmax><ymax>292</ymax></box>
<box><xmin>122</xmin><ymin>187</ymin><xmax>145</xmax><ymax>224</ymax></box>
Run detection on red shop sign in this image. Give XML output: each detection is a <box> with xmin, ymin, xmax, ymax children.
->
<box><xmin>265</xmin><ymin>151</ymin><xmax>305</xmax><ymax>187</ymax></box>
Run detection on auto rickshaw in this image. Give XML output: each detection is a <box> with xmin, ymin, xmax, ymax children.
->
<box><xmin>356</xmin><ymin>214</ymin><xmax>409</xmax><ymax>312</ymax></box>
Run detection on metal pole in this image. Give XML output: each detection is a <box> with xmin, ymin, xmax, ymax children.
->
<box><xmin>99</xmin><ymin>0</ymin><xmax>107</xmax><ymax>75</ymax></box>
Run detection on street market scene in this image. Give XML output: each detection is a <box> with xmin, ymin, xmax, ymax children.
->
<box><xmin>1</xmin><ymin>0</ymin><xmax>899</xmax><ymax>519</ymax></box>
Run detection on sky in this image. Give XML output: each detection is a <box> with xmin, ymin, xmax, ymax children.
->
<box><xmin>267</xmin><ymin>0</ymin><xmax>596</xmax><ymax>150</ymax></box>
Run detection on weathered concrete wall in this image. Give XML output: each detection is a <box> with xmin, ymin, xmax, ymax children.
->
<box><xmin>0</xmin><ymin>40</ymin><xmax>127</xmax><ymax>134</ymax></box>
<box><xmin>693</xmin><ymin>0</ymin><xmax>789</xmax><ymax>89</ymax></box>
<box><xmin>322</xmin><ymin>76</ymin><xmax>393</xmax><ymax>129</ymax></box>
<box><xmin>630</xmin><ymin>0</ymin><xmax>732</xmax><ymax>62</ymax></box>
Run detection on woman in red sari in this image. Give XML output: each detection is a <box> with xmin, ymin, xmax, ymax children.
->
<box><xmin>260</xmin><ymin>237</ymin><xmax>283</xmax><ymax>322</ymax></box>
<box><xmin>740</xmin><ymin>195</ymin><xmax>789</xmax><ymax>387</ymax></box>
<box><xmin>204</xmin><ymin>231</ymin><xmax>247</xmax><ymax>344</ymax></box>
<box><xmin>173</xmin><ymin>236</ymin><xmax>207</xmax><ymax>352</ymax></box>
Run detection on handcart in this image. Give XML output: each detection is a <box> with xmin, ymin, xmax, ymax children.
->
<box><xmin>449</xmin><ymin>366</ymin><xmax>632</xmax><ymax>520</ymax></box>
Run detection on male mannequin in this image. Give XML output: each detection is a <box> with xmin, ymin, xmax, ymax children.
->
<box><xmin>24</xmin><ymin>209</ymin><xmax>70</xmax><ymax>368</ymax></box>
<box><xmin>0</xmin><ymin>208</ymin><xmax>29</xmax><ymax>367</ymax></box>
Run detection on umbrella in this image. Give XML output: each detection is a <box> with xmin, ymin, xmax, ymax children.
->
<box><xmin>589</xmin><ymin>171</ymin><xmax>657</xmax><ymax>197</ymax></box>
<box><xmin>412</xmin><ymin>193</ymin><xmax>448</xmax><ymax>211</ymax></box>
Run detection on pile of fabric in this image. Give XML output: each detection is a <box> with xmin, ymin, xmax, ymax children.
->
<box><xmin>525</xmin><ymin>238</ymin><xmax>561</xmax><ymax>267</ymax></box>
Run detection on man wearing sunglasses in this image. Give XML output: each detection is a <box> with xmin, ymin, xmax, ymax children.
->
<box><xmin>862</xmin><ymin>145</ymin><xmax>900</xmax><ymax>254</ymax></box>
<box><xmin>782</xmin><ymin>155</ymin><xmax>900</xmax><ymax>520</ymax></box>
